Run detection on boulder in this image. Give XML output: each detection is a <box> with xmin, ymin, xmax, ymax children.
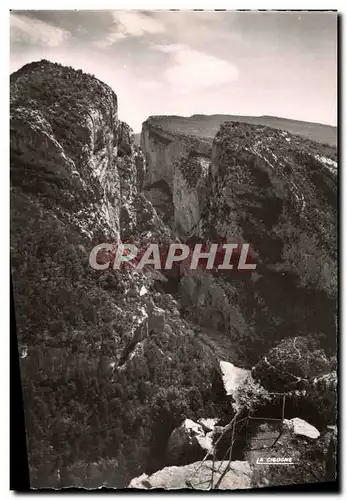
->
<box><xmin>128</xmin><ymin>473</ymin><xmax>149</xmax><ymax>489</ymax></box>
<box><xmin>197</xmin><ymin>418</ymin><xmax>219</xmax><ymax>433</ymax></box>
<box><xmin>128</xmin><ymin>460</ymin><xmax>252</xmax><ymax>490</ymax></box>
<box><xmin>283</xmin><ymin>417</ymin><xmax>320</xmax><ymax>440</ymax></box>
<box><xmin>166</xmin><ymin>419</ymin><xmax>214</xmax><ymax>464</ymax></box>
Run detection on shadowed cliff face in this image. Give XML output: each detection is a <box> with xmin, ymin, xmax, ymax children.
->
<box><xmin>140</xmin><ymin>119</ymin><xmax>212</xmax><ymax>235</ymax></box>
<box><xmin>205</xmin><ymin>121</ymin><xmax>336</xmax><ymax>249</ymax></box>
<box><xmin>142</xmin><ymin>116</ymin><xmax>337</xmax><ymax>365</ymax></box>
<box><xmin>141</xmin><ymin>118</ymin><xmax>212</xmax><ymax>189</ymax></box>
<box><xmin>199</xmin><ymin>121</ymin><xmax>337</xmax><ymax>359</ymax></box>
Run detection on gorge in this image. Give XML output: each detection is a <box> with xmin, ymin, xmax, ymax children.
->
<box><xmin>10</xmin><ymin>60</ymin><xmax>337</xmax><ymax>489</ymax></box>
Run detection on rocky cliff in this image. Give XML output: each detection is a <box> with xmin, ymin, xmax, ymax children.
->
<box><xmin>141</xmin><ymin>117</ymin><xmax>212</xmax><ymax>235</ymax></box>
<box><xmin>11</xmin><ymin>61</ymin><xmax>337</xmax><ymax>490</ymax></box>
<box><xmin>137</xmin><ymin>112</ymin><xmax>338</xmax><ymax>487</ymax></box>
<box><xmin>144</xmin><ymin>115</ymin><xmax>337</xmax><ymax>365</ymax></box>
<box><xmin>11</xmin><ymin>61</ymin><xmax>232</xmax><ymax>488</ymax></box>
<box><xmin>141</xmin><ymin>117</ymin><xmax>212</xmax><ymax>189</ymax></box>
<box><xmin>187</xmin><ymin>120</ymin><xmax>337</xmax><ymax>361</ymax></box>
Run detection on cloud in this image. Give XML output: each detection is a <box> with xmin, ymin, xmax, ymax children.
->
<box><xmin>9</xmin><ymin>11</ymin><xmax>336</xmax><ymax>128</ymax></box>
<box><xmin>153</xmin><ymin>44</ymin><xmax>239</xmax><ymax>93</ymax></box>
<box><xmin>137</xmin><ymin>80</ymin><xmax>163</xmax><ymax>90</ymax></box>
<box><xmin>94</xmin><ymin>31</ymin><xmax>127</xmax><ymax>47</ymax></box>
<box><xmin>112</xmin><ymin>11</ymin><xmax>165</xmax><ymax>36</ymax></box>
<box><xmin>95</xmin><ymin>11</ymin><xmax>165</xmax><ymax>47</ymax></box>
<box><xmin>10</xmin><ymin>13</ymin><xmax>70</xmax><ymax>47</ymax></box>
<box><xmin>152</xmin><ymin>43</ymin><xmax>186</xmax><ymax>53</ymax></box>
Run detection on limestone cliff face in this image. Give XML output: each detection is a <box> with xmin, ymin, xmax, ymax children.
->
<box><xmin>141</xmin><ymin>117</ymin><xmax>211</xmax><ymax>191</ymax></box>
<box><xmin>141</xmin><ymin>117</ymin><xmax>212</xmax><ymax>238</ymax></box>
<box><xmin>11</xmin><ymin>60</ymin><xmax>123</xmax><ymax>241</ymax></box>
<box><xmin>173</xmin><ymin>151</ymin><xmax>210</xmax><ymax>234</ymax></box>
<box><xmin>10</xmin><ymin>61</ymin><xmax>230</xmax><ymax>489</ymax></box>
<box><xmin>183</xmin><ymin>122</ymin><xmax>336</xmax><ymax>360</ymax></box>
<box><xmin>205</xmin><ymin>121</ymin><xmax>337</xmax><ymax>252</ymax></box>
<box><xmin>11</xmin><ymin>61</ymin><xmax>167</xmax><ymax>385</ymax></box>
<box><xmin>141</xmin><ymin>117</ymin><xmax>337</xmax><ymax>368</ymax></box>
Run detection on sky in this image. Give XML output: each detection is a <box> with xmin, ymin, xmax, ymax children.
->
<box><xmin>10</xmin><ymin>10</ymin><xmax>337</xmax><ymax>132</ymax></box>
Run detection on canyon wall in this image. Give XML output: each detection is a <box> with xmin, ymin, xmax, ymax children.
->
<box><xmin>10</xmin><ymin>61</ymin><xmax>337</xmax><ymax>489</ymax></box>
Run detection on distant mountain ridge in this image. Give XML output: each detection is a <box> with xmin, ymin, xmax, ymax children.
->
<box><xmin>140</xmin><ymin>114</ymin><xmax>337</xmax><ymax>146</ymax></box>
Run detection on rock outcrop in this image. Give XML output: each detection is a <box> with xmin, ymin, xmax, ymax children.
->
<box><xmin>220</xmin><ymin>361</ymin><xmax>251</xmax><ymax>397</ymax></box>
<box><xmin>11</xmin><ymin>60</ymin><xmax>121</xmax><ymax>241</ymax></box>
<box><xmin>129</xmin><ymin>460</ymin><xmax>252</xmax><ymax>490</ymax></box>
<box><xmin>166</xmin><ymin>418</ymin><xmax>215</xmax><ymax>465</ymax></box>
<box><xmin>173</xmin><ymin>151</ymin><xmax>210</xmax><ymax>234</ymax></box>
<box><xmin>10</xmin><ymin>61</ymin><xmax>229</xmax><ymax>488</ymax></box>
<box><xmin>251</xmin><ymin>337</ymin><xmax>337</xmax><ymax>428</ymax></box>
<box><xmin>141</xmin><ymin>117</ymin><xmax>212</xmax><ymax>190</ymax></box>
<box><xmin>140</xmin><ymin>117</ymin><xmax>212</xmax><ymax>236</ymax></box>
<box><xmin>178</xmin><ymin>120</ymin><xmax>337</xmax><ymax>366</ymax></box>
<box><xmin>137</xmin><ymin>115</ymin><xmax>337</xmax><ymax>487</ymax></box>
<box><xmin>10</xmin><ymin>61</ymin><xmax>171</xmax><ymax>371</ymax></box>
<box><xmin>283</xmin><ymin>417</ymin><xmax>320</xmax><ymax>440</ymax></box>
<box><xmin>140</xmin><ymin>117</ymin><xmax>337</xmax><ymax>372</ymax></box>
<box><xmin>252</xmin><ymin>336</ymin><xmax>332</xmax><ymax>392</ymax></box>
<box><xmin>141</xmin><ymin>411</ymin><xmax>326</xmax><ymax>490</ymax></box>
<box><xmin>203</xmin><ymin>121</ymin><xmax>336</xmax><ymax>257</ymax></box>
<box><xmin>219</xmin><ymin>361</ymin><xmax>253</xmax><ymax>412</ymax></box>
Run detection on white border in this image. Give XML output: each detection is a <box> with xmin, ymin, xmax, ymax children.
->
<box><xmin>5</xmin><ymin>1</ymin><xmax>344</xmax><ymax>10</ymax></box>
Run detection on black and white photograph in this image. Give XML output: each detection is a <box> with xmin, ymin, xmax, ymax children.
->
<box><xmin>9</xmin><ymin>8</ymin><xmax>338</xmax><ymax>491</ymax></box>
